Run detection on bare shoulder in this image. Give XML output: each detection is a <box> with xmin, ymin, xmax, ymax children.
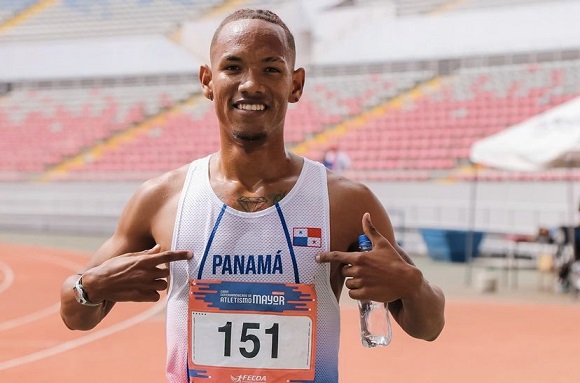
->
<box><xmin>134</xmin><ymin>164</ymin><xmax>189</xmax><ymax>206</ymax></box>
<box><xmin>327</xmin><ymin>171</ymin><xmax>392</xmax><ymax>251</ymax></box>
<box><xmin>114</xmin><ymin>164</ymin><xmax>190</xmax><ymax>249</ymax></box>
<box><xmin>327</xmin><ymin>171</ymin><xmax>374</xmax><ymax>201</ymax></box>
<box><xmin>327</xmin><ymin>171</ymin><xmax>384</xmax><ymax>216</ymax></box>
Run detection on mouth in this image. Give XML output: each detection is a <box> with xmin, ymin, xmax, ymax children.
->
<box><xmin>234</xmin><ymin>102</ymin><xmax>267</xmax><ymax>111</ymax></box>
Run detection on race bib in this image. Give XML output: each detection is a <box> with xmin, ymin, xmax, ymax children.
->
<box><xmin>188</xmin><ymin>280</ymin><xmax>317</xmax><ymax>382</ymax></box>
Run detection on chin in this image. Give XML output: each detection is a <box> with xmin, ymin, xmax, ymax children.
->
<box><xmin>233</xmin><ymin>131</ymin><xmax>267</xmax><ymax>142</ymax></box>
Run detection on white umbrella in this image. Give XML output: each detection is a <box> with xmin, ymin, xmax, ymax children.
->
<box><xmin>466</xmin><ymin>96</ymin><xmax>580</xmax><ymax>285</ymax></box>
<box><xmin>471</xmin><ymin>96</ymin><xmax>580</xmax><ymax>171</ymax></box>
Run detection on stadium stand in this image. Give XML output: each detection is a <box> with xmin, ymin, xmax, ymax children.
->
<box><xmin>0</xmin><ymin>0</ymin><xmax>215</xmax><ymax>41</ymax></box>
<box><xmin>32</xmin><ymin>68</ymin><xmax>435</xmax><ymax>180</ymax></box>
<box><xmin>2</xmin><ymin>54</ymin><xmax>579</xmax><ymax>181</ymax></box>
<box><xmin>0</xmin><ymin>74</ymin><xmax>197</xmax><ymax>179</ymax></box>
<box><xmin>0</xmin><ymin>0</ymin><xmax>579</xmax><ymax>184</ymax></box>
<box><xmin>0</xmin><ymin>0</ymin><xmax>292</xmax><ymax>42</ymax></box>
<box><xmin>64</xmin><ymin>95</ymin><xmax>217</xmax><ymax>180</ymax></box>
<box><xmin>0</xmin><ymin>0</ymin><xmax>37</xmax><ymax>23</ymax></box>
<box><xmin>295</xmin><ymin>58</ymin><xmax>580</xmax><ymax>181</ymax></box>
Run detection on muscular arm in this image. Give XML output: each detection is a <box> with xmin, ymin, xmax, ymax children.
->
<box><xmin>60</xmin><ymin>172</ymin><xmax>190</xmax><ymax>331</ymax></box>
<box><xmin>323</xmin><ymin>174</ymin><xmax>445</xmax><ymax>341</ymax></box>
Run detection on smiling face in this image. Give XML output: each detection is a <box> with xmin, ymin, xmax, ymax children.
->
<box><xmin>200</xmin><ymin>18</ymin><xmax>304</xmax><ymax>145</ymax></box>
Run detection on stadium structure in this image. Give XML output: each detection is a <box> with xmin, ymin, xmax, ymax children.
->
<box><xmin>0</xmin><ymin>0</ymin><xmax>579</xmax><ymax>256</ymax></box>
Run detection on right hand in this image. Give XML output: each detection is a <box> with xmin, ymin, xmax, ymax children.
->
<box><xmin>81</xmin><ymin>245</ymin><xmax>192</xmax><ymax>303</ymax></box>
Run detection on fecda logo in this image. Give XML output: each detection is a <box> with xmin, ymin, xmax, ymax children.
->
<box><xmin>230</xmin><ymin>375</ymin><xmax>267</xmax><ymax>382</ymax></box>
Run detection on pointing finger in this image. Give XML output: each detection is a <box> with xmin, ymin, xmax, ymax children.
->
<box><xmin>130</xmin><ymin>244</ymin><xmax>161</xmax><ymax>256</ymax></box>
<box><xmin>316</xmin><ymin>251</ymin><xmax>356</xmax><ymax>265</ymax></box>
<box><xmin>149</xmin><ymin>249</ymin><xmax>192</xmax><ymax>265</ymax></box>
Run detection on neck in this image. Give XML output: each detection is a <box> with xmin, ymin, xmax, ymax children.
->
<box><xmin>214</xmin><ymin>145</ymin><xmax>298</xmax><ymax>192</ymax></box>
<box><xmin>208</xmin><ymin>147</ymin><xmax>303</xmax><ymax>213</ymax></box>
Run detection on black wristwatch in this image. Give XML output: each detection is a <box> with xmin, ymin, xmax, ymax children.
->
<box><xmin>73</xmin><ymin>275</ymin><xmax>102</xmax><ymax>306</ymax></box>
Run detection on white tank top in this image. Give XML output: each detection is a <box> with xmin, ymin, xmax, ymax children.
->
<box><xmin>166</xmin><ymin>155</ymin><xmax>340</xmax><ymax>383</ymax></box>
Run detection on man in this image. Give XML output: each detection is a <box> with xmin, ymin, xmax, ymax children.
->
<box><xmin>60</xmin><ymin>9</ymin><xmax>445</xmax><ymax>383</ymax></box>
<box><xmin>322</xmin><ymin>144</ymin><xmax>351</xmax><ymax>173</ymax></box>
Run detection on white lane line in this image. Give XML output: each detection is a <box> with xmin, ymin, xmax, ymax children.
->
<box><xmin>0</xmin><ymin>251</ymin><xmax>83</xmax><ymax>330</ymax></box>
<box><xmin>0</xmin><ymin>248</ymin><xmax>166</xmax><ymax>371</ymax></box>
<box><xmin>0</xmin><ymin>260</ymin><xmax>15</xmax><ymax>294</ymax></box>
<box><xmin>0</xmin><ymin>299</ymin><xmax>166</xmax><ymax>371</ymax></box>
<box><xmin>0</xmin><ymin>303</ymin><xmax>60</xmax><ymax>331</ymax></box>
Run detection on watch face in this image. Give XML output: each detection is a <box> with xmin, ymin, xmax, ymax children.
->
<box><xmin>73</xmin><ymin>277</ymin><xmax>87</xmax><ymax>304</ymax></box>
<box><xmin>73</xmin><ymin>286</ymin><xmax>81</xmax><ymax>302</ymax></box>
<box><xmin>73</xmin><ymin>276</ymin><xmax>101</xmax><ymax>306</ymax></box>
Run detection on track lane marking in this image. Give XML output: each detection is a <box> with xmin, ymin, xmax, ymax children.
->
<box><xmin>0</xmin><ymin>298</ymin><xmax>166</xmax><ymax>371</ymax></box>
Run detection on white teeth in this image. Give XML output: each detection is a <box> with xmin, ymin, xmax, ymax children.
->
<box><xmin>237</xmin><ymin>104</ymin><xmax>265</xmax><ymax>111</ymax></box>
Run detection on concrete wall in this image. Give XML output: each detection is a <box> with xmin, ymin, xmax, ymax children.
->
<box><xmin>1</xmin><ymin>180</ymin><xmax>577</xmax><ymax>239</ymax></box>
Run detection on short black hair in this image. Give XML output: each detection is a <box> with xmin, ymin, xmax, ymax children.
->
<box><xmin>210</xmin><ymin>9</ymin><xmax>296</xmax><ymax>66</ymax></box>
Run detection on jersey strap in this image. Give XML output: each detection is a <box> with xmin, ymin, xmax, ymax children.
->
<box><xmin>197</xmin><ymin>203</ymin><xmax>301</xmax><ymax>283</ymax></box>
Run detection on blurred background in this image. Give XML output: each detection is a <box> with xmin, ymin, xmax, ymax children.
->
<box><xmin>1</xmin><ymin>1</ymin><xmax>580</xmax><ymax>382</ymax></box>
<box><xmin>1</xmin><ymin>0</ymin><xmax>579</xmax><ymax>284</ymax></box>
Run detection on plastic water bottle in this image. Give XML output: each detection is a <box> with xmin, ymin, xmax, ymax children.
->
<box><xmin>357</xmin><ymin>234</ymin><xmax>392</xmax><ymax>347</ymax></box>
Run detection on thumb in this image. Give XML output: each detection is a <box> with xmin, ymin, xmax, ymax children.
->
<box><xmin>146</xmin><ymin>244</ymin><xmax>161</xmax><ymax>254</ymax></box>
<box><xmin>361</xmin><ymin>212</ymin><xmax>382</xmax><ymax>244</ymax></box>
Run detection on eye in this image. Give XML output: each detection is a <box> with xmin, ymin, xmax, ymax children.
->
<box><xmin>223</xmin><ymin>65</ymin><xmax>241</xmax><ymax>72</ymax></box>
<box><xmin>265</xmin><ymin>67</ymin><xmax>281</xmax><ymax>73</ymax></box>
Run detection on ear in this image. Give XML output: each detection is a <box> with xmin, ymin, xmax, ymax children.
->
<box><xmin>288</xmin><ymin>67</ymin><xmax>305</xmax><ymax>103</ymax></box>
<box><xmin>199</xmin><ymin>65</ymin><xmax>213</xmax><ymax>101</ymax></box>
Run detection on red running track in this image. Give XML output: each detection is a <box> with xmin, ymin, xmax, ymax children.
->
<box><xmin>1</xmin><ymin>243</ymin><xmax>579</xmax><ymax>383</ymax></box>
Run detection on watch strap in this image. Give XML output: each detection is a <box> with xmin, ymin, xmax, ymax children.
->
<box><xmin>73</xmin><ymin>275</ymin><xmax>102</xmax><ymax>306</ymax></box>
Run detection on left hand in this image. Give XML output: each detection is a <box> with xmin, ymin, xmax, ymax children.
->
<box><xmin>316</xmin><ymin>212</ymin><xmax>421</xmax><ymax>303</ymax></box>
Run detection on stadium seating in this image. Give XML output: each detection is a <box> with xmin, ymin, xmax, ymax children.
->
<box><xmin>0</xmin><ymin>0</ymin><xmax>293</xmax><ymax>41</ymax></box>
<box><xmin>0</xmin><ymin>76</ymin><xmax>197</xmax><ymax>178</ymax></box>
<box><xmin>2</xmin><ymin>58</ymin><xmax>580</xmax><ymax>181</ymax></box>
<box><xmin>0</xmin><ymin>0</ymin><xmax>215</xmax><ymax>41</ymax></box>
<box><xmin>54</xmin><ymin>69</ymin><xmax>433</xmax><ymax>180</ymax></box>
<box><xmin>0</xmin><ymin>0</ymin><xmax>37</xmax><ymax>24</ymax></box>
<box><xmin>67</xmin><ymin>98</ymin><xmax>219</xmax><ymax>179</ymax></box>
<box><xmin>300</xmin><ymin>59</ymin><xmax>580</xmax><ymax>181</ymax></box>
<box><xmin>1</xmin><ymin>0</ymin><xmax>580</xmax><ymax>182</ymax></box>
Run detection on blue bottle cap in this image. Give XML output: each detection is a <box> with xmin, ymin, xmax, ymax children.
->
<box><xmin>358</xmin><ymin>234</ymin><xmax>372</xmax><ymax>249</ymax></box>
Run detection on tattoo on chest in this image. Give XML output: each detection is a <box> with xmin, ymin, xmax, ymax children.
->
<box><xmin>237</xmin><ymin>195</ymin><xmax>268</xmax><ymax>212</ymax></box>
<box><xmin>236</xmin><ymin>191</ymin><xmax>287</xmax><ymax>212</ymax></box>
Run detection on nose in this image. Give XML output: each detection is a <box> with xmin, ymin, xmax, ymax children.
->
<box><xmin>238</xmin><ymin>69</ymin><xmax>264</xmax><ymax>95</ymax></box>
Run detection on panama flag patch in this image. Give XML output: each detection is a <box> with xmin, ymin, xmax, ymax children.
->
<box><xmin>292</xmin><ymin>227</ymin><xmax>322</xmax><ymax>247</ymax></box>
